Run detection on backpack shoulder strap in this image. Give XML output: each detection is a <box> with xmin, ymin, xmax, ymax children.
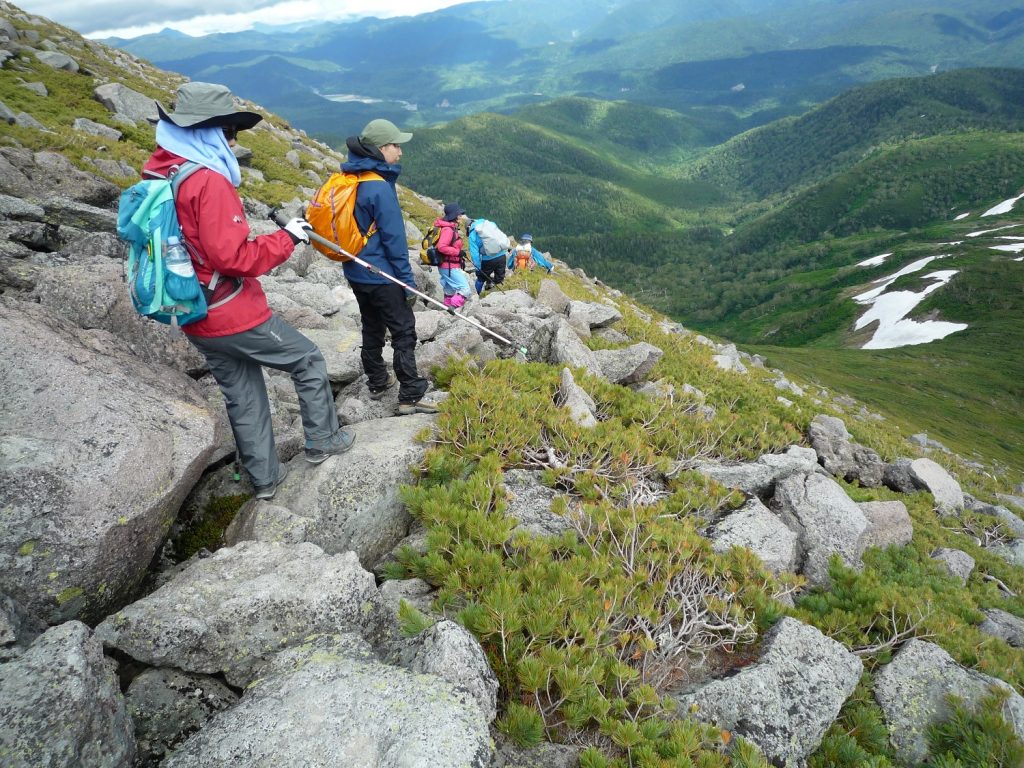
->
<box><xmin>169</xmin><ymin>161</ymin><xmax>203</xmax><ymax>198</ymax></box>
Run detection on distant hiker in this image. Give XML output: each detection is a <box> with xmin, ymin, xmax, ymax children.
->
<box><xmin>433</xmin><ymin>202</ymin><xmax>473</xmax><ymax>310</ymax></box>
<box><xmin>145</xmin><ymin>81</ymin><xmax>354</xmax><ymax>500</ymax></box>
<box><xmin>509</xmin><ymin>233</ymin><xmax>554</xmax><ymax>273</ymax></box>
<box><xmin>342</xmin><ymin>118</ymin><xmax>437</xmax><ymax>415</ymax></box>
<box><xmin>467</xmin><ymin>216</ymin><xmax>510</xmax><ymax>294</ymax></box>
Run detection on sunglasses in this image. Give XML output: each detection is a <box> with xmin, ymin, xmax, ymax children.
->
<box><xmin>222</xmin><ymin>126</ymin><xmax>238</xmax><ymax>141</ymax></box>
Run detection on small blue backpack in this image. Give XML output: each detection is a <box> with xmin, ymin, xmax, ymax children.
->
<box><xmin>117</xmin><ymin>162</ymin><xmax>209</xmax><ymax>327</ymax></box>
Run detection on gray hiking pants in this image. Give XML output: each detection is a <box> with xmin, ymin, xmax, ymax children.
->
<box><xmin>188</xmin><ymin>314</ymin><xmax>339</xmax><ymax>487</ymax></box>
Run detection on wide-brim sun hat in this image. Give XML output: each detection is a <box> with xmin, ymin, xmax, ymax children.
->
<box><xmin>443</xmin><ymin>202</ymin><xmax>465</xmax><ymax>220</ymax></box>
<box><xmin>360</xmin><ymin>118</ymin><xmax>413</xmax><ymax>147</ymax></box>
<box><xmin>156</xmin><ymin>82</ymin><xmax>262</xmax><ymax>130</ymax></box>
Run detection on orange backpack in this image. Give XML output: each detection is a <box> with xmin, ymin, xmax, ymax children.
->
<box><xmin>305</xmin><ymin>171</ymin><xmax>383</xmax><ymax>261</ymax></box>
<box><xmin>514</xmin><ymin>245</ymin><xmax>533</xmax><ymax>270</ymax></box>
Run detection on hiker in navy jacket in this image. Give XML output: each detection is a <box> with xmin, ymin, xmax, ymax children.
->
<box><xmin>342</xmin><ymin>119</ymin><xmax>436</xmax><ymax>415</ymax></box>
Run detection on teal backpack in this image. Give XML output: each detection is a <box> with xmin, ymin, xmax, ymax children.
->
<box><xmin>117</xmin><ymin>162</ymin><xmax>211</xmax><ymax>327</ymax></box>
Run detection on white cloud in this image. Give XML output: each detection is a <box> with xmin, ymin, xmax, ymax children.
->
<box><xmin>16</xmin><ymin>0</ymin><xmax>483</xmax><ymax>38</ymax></box>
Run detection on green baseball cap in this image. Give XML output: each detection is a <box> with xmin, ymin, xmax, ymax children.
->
<box><xmin>360</xmin><ymin>118</ymin><xmax>413</xmax><ymax>148</ymax></box>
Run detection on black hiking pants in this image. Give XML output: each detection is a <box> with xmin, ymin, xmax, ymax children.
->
<box><xmin>349</xmin><ymin>281</ymin><xmax>428</xmax><ymax>404</ymax></box>
<box><xmin>474</xmin><ymin>255</ymin><xmax>506</xmax><ymax>293</ymax></box>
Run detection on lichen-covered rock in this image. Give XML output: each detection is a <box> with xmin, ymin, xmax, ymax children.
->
<box><xmin>709</xmin><ymin>497</ymin><xmax>799</xmax><ymax>575</ymax></box>
<box><xmin>535</xmin><ymin>278</ymin><xmax>570</xmax><ymax>314</ymax></box>
<box><xmin>502</xmin><ymin>469</ymin><xmax>575</xmax><ymax>538</ymax></box>
<box><xmin>772</xmin><ymin>472</ymin><xmax>868</xmax><ymax>586</ymax></box>
<box><xmin>556</xmin><ymin>367</ymin><xmax>598</xmax><ymax>427</ymax></box>
<box><xmin>677</xmin><ymin>617</ymin><xmax>862</xmax><ymax>766</ymax></box>
<box><xmin>126</xmin><ymin>668</ymin><xmax>237</xmax><ymax>767</ymax></box>
<box><xmin>270</xmin><ymin>415</ymin><xmax>433</xmax><ymax>568</ymax></box>
<box><xmin>979</xmin><ymin>608</ymin><xmax>1024</xmax><ymax>648</ymax></box>
<box><xmin>0</xmin><ymin>301</ymin><xmax>218</xmax><ymax>624</ymax></box>
<box><xmin>908</xmin><ymin>458</ymin><xmax>963</xmax><ymax>513</ymax></box>
<box><xmin>694</xmin><ymin>445</ymin><xmax>819</xmax><ymax>497</ymax></box>
<box><xmin>874</xmin><ymin>639</ymin><xmax>1024</xmax><ymax>764</ymax></box>
<box><xmin>223</xmin><ymin>498</ymin><xmax>310</xmax><ymax>545</ymax></box>
<box><xmin>162</xmin><ymin>633</ymin><xmax>492</xmax><ymax>768</ymax></box>
<box><xmin>0</xmin><ymin>592</ymin><xmax>45</xmax><ymax>661</ymax></box>
<box><xmin>592</xmin><ymin>342</ymin><xmax>663</xmax><ymax>385</ymax></box>
<box><xmin>93</xmin><ymin>82</ymin><xmax>159</xmax><ymax>124</ymax></box>
<box><xmin>0</xmin><ymin>621</ymin><xmax>135</xmax><ymax>767</ymax></box>
<box><xmin>808</xmin><ymin>414</ymin><xmax>885</xmax><ymax>487</ymax></box>
<box><xmin>858</xmin><ymin>500</ymin><xmax>913</xmax><ymax>551</ymax></box>
<box><xmin>567</xmin><ymin>299</ymin><xmax>621</xmax><ymax>329</ymax></box>
<box><xmin>95</xmin><ymin>541</ymin><xmax>382</xmax><ymax>687</ymax></box>
<box><xmin>410</xmin><ymin>620</ymin><xmax>499</xmax><ymax>722</ymax></box>
<box><xmin>930</xmin><ymin>547</ymin><xmax>975</xmax><ymax>584</ymax></box>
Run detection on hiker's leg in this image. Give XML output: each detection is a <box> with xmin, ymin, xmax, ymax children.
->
<box><xmin>377</xmin><ymin>283</ymin><xmax>428</xmax><ymax>403</ymax></box>
<box><xmin>236</xmin><ymin>314</ymin><xmax>339</xmax><ymax>445</ymax></box>
<box><xmin>188</xmin><ymin>334</ymin><xmax>278</xmax><ymax>488</ymax></box>
<box><xmin>491</xmin><ymin>258</ymin><xmax>506</xmax><ymax>285</ymax></box>
<box><xmin>350</xmin><ymin>281</ymin><xmax>390</xmax><ymax>390</ymax></box>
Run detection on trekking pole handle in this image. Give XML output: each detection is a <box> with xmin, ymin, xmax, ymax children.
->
<box><xmin>269</xmin><ymin>212</ymin><xmax>523</xmax><ymax>351</ymax></box>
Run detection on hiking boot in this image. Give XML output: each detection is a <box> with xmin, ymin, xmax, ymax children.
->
<box><xmin>253</xmin><ymin>464</ymin><xmax>289</xmax><ymax>501</ymax></box>
<box><xmin>305</xmin><ymin>429</ymin><xmax>356</xmax><ymax>464</ymax></box>
<box><xmin>397</xmin><ymin>400</ymin><xmax>440</xmax><ymax>416</ymax></box>
<box><xmin>368</xmin><ymin>372</ymin><xmax>397</xmax><ymax>401</ymax></box>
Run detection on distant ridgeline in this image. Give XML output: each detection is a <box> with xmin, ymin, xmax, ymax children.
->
<box><xmin>5</xmin><ymin>4</ymin><xmax>1024</xmax><ymax>768</ymax></box>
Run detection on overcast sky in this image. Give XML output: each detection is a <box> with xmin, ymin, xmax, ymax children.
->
<box><xmin>16</xmin><ymin>0</ymin><xmax>484</xmax><ymax>39</ymax></box>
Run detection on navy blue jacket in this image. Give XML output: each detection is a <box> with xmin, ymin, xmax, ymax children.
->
<box><xmin>340</xmin><ymin>154</ymin><xmax>416</xmax><ymax>289</ymax></box>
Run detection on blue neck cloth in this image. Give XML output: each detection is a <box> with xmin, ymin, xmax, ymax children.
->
<box><xmin>156</xmin><ymin>120</ymin><xmax>242</xmax><ymax>187</ymax></box>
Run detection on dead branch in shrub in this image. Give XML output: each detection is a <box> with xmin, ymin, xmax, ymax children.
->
<box><xmin>982</xmin><ymin>573</ymin><xmax>1017</xmax><ymax>597</ymax></box>
<box><xmin>852</xmin><ymin>606</ymin><xmax>933</xmax><ymax>657</ymax></box>
<box><xmin>941</xmin><ymin>514</ymin><xmax>1013</xmax><ymax>549</ymax></box>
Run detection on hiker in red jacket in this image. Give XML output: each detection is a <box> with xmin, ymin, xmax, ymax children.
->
<box><xmin>434</xmin><ymin>202</ymin><xmax>472</xmax><ymax>311</ymax></box>
<box><xmin>144</xmin><ymin>81</ymin><xmax>354</xmax><ymax>500</ymax></box>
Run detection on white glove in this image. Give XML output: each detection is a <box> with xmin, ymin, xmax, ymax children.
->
<box><xmin>283</xmin><ymin>217</ymin><xmax>311</xmax><ymax>244</ymax></box>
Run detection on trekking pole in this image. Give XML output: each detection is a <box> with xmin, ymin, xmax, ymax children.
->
<box><xmin>273</xmin><ymin>214</ymin><xmax>529</xmax><ymax>361</ymax></box>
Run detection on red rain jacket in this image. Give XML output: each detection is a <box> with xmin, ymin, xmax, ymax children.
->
<box><xmin>143</xmin><ymin>149</ymin><xmax>295</xmax><ymax>337</ymax></box>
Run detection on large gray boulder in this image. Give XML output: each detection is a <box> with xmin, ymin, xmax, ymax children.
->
<box><xmin>677</xmin><ymin>617</ymin><xmax>862</xmax><ymax>766</ymax></box>
<box><xmin>592</xmin><ymin>342</ymin><xmax>663</xmax><ymax>385</ymax></box>
<box><xmin>908</xmin><ymin>458</ymin><xmax>963</xmax><ymax>513</ymax></box>
<box><xmin>567</xmin><ymin>299</ymin><xmax>621</xmax><ymax>329</ymax></box>
<box><xmin>772</xmin><ymin>472</ymin><xmax>869</xmax><ymax>586</ymax></box>
<box><xmin>410</xmin><ymin>619</ymin><xmax>499</xmax><ymax>722</ymax></box>
<box><xmin>31</xmin><ymin>260</ymin><xmax>209</xmax><ymax>376</ymax></box>
<box><xmin>95</xmin><ymin>541</ymin><xmax>381</xmax><ymax>687</ymax></box>
<box><xmin>125</xmin><ymin>668</ymin><xmax>238</xmax><ymax>767</ymax></box>
<box><xmin>874</xmin><ymin>639</ymin><xmax>1024</xmax><ymax>765</ymax></box>
<box><xmin>162</xmin><ymin>633</ymin><xmax>493</xmax><ymax>768</ymax></box>
<box><xmin>808</xmin><ymin>414</ymin><xmax>885</xmax><ymax>487</ymax></box>
<box><xmin>480</xmin><ymin>288</ymin><xmax>536</xmax><ymax>312</ymax></box>
<box><xmin>269</xmin><ymin>414</ymin><xmax>433</xmax><ymax>568</ymax></box>
<box><xmin>556</xmin><ymin>367</ymin><xmax>597</xmax><ymax>428</ymax></box>
<box><xmin>34</xmin><ymin>152</ymin><xmax>120</xmax><ymax>206</ymax></box>
<box><xmin>930</xmin><ymin>547</ymin><xmax>974</xmax><ymax>585</ymax></box>
<box><xmin>35</xmin><ymin>50</ymin><xmax>79</xmax><ymax>72</ymax></box>
<box><xmin>93</xmin><ymin>82</ymin><xmax>159</xmax><ymax>125</ymax></box>
<box><xmin>223</xmin><ymin>498</ymin><xmax>310</xmax><ymax>545</ymax></box>
<box><xmin>535</xmin><ymin>278</ymin><xmax>570</xmax><ymax>314</ymax></box>
<box><xmin>979</xmin><ymin>608</ymin><xmax>1024</xmax><ymax>648</ymax></box>
<box><xmin>694</xmin><ymin>445</ymin><xmax>819</xmax><ymax>497</ymax></box>
<box><xmin>0</xmin><ymin>301</ymin><xmax>218</xmax><ymax>624</ymax></box>
<box><xmin>709</xmin><ymin>497</ymin><xmax>799</xmax><ymax>575</ymax></box>
<box><xmin>858</xmin><ymin>500</ymin><xmax>913</xmax><ymax>551</ymax></box>
<box><xmin>528</xmin><ymin>316</ymin><xmax>601</xmax><ymax>377</ymax></box>
<box><xmin>0</xmin><ymin>621</ymin><xmax>135</xmax><ymax>767</ymax></box>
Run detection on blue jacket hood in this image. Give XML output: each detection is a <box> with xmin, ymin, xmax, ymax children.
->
<box><xmin>342</xmin><ymin>153</ymin><xmax>401</xmax><ymax>182</ymax></box>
